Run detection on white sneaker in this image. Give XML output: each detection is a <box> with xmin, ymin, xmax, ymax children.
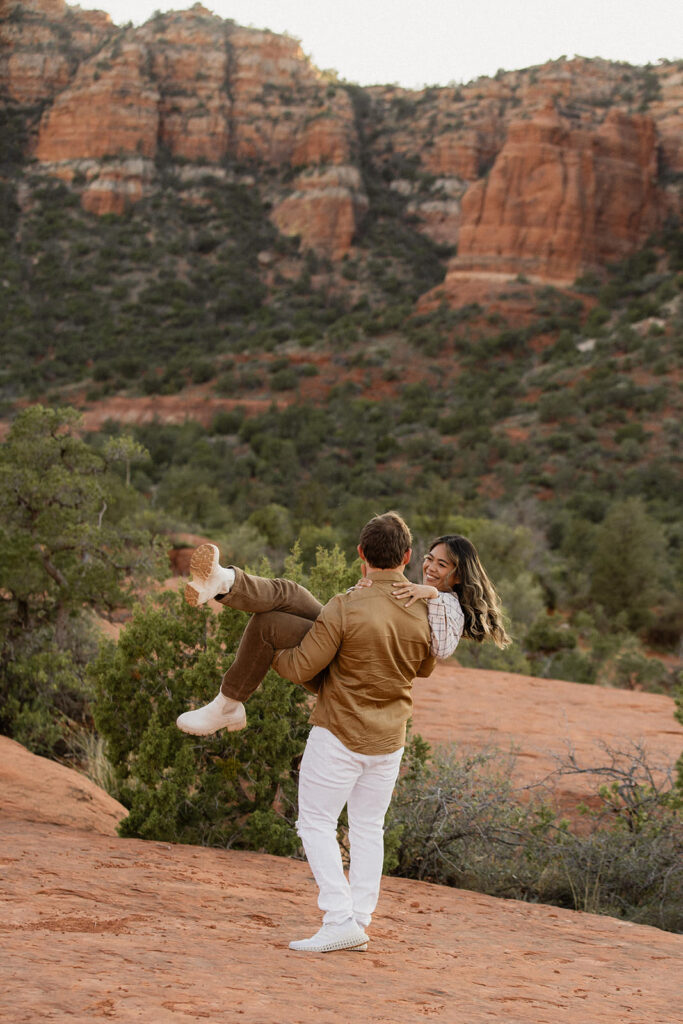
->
<box><xmin>176</xmin><ymin>692</ymin><xmax>246</xmax><ymax>735</ymax></box>
<box><xmin>289</xmin><ymin>920</ymin><xmax>368</xmax><ymax>953</ymax></box>
<box><xmin>184</xmin><ymin>544</ymin><xmax>235</xmax><ymax>606</ymax></box>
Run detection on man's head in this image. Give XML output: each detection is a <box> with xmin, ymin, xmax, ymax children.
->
<box><xmin>358</xmin><ymin>511</ymin><xmax>412</xmax><ymax>570</ymax></box>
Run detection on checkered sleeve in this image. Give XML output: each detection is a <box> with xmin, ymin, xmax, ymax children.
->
<box><xmin>427</xmin><ymin>591</ymin><xmax>464</xmax><ymax>658</ymax></box>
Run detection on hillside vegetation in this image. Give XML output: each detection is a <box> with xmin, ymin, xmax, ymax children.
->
<box><xmin>1</xmin><ymin>90</ymin><xmax>681</xmax><ymax>690</ymax></box>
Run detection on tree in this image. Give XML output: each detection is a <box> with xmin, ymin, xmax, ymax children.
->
<box><xmin>588</xmin><ymin>499</ymin><xmax>668</xmax><ymax>630</ymax></box>
<box><xmin>0</xmin><ymin>405</ymin><xmax>164</xmax><ymax>754</ymax></box>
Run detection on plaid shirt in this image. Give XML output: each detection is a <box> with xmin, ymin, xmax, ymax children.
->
<box><xmin>427</xmin><ymin>591</ymin><xmax>464</xmax><ymax>658</ymax></box>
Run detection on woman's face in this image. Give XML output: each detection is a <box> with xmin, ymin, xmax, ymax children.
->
<box><xmin>423</xmin><ymin>543</ymin><xmax>458</xmax><ymax>591</ymax></box>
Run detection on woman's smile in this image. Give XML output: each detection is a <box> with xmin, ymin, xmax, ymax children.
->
<box><xmin>423</xmin><ymin>543</ymin><xmax>457</xmax><ymax>590</ymax></box>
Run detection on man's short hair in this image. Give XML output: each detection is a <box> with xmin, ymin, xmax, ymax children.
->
<box><xmin>358</xmin><ymin>511</ymin><xmax>412</xmax><ymax>569</ymax></box>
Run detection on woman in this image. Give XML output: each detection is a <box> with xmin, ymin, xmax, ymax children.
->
<box><xmin>419</xmin><ymin>534</ymin><xmax>510</xmax><ymax>650</ymax></box>
<box><xmin>176</xmin><ymin>532</ymin><xmax>509</xmax><ymax>736</ymax></box>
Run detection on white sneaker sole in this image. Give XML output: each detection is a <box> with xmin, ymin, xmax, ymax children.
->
<box><xmin>289</xmin><ymin>938</ymin><xmax>368</xmax><ymax>953</ymax></box>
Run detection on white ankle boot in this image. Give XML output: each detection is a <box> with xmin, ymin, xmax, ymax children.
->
<box><xmin>176</xmin><ymin>692</ymin><xmax>246</xmax><ymax>735</ymax></box>
<box><xmin>184</xmin><ymin>544</ymin><xmax>236</xmax><ymax>606</ymax></box>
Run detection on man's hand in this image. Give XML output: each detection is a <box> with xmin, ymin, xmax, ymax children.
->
<box><xmin>392</xmin><ymin>581</ymin><xmax>438</xmax><ymax>607</ymax></box>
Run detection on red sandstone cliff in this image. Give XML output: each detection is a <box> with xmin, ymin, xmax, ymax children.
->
<box><xmin>23</xmin><ymin>4</ymin><xmax>367</xmax><ymax>252</ymax></box>
<box><xmin>2</xmin><ymin>2</ymin><xmax>681</xmax><ymax>278</ymax></box>
<box><xmin>451</xmin><ymin>103</ymin><xmax>664</xmax><ymax>283</ymax></box>
<box><xmin>0</xmin><ymin>0</ymin><xmax>114</xmax><ymax>104</ymax></box>
<box><xmin>363</xmin><ymin>59</ymin><xmax>679</xmax><ymax>285</ymax></box>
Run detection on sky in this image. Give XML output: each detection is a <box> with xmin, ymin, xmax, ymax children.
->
<box><xmin>90</xmin><ymin>0</ymin><xmax>682</xmax><ymax>89</ymax></box>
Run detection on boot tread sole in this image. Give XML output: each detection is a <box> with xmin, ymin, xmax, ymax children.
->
<box><xmin>189</xmin><ymin>544</ymin><xmax>219</xmax><ymax>580</ymax></box>
<box><xmin>184</xmin><ymin>545</ymin><xmax>220</xmax><ymax>606</ymax></box>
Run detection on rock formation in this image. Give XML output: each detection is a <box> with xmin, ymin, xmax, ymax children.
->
<box><xmin>2</xmin><ymin>1</ymin><xmax>681</xmax><ymax>278</ymax></box>
<box><xmin>271</xmin><ymin>165</ymin><xmax>369</xmax><ymax>260</ymax></box>
<box><xmin>24</xmin><ymin>4</ymin><xmax>367</xmax><ymax>255</ymax></box>
<box><xmin>0</xmin><ymin>735</ymin><xmax>126</xmax><ymax>833</ymax></box>
<box><xmin>364</xmin><ymin>60</ymin><xmax>679</xmax><ymax>287</ymax></box>
<box><xmin>451</xmin><ymin>103</ymin><xmax>664</xmax><ymax>283</ymax></box>
<box><xmin>0</xmin><ymin>0</ymin><xmax>114</xmax><ymax>105</ymax></box>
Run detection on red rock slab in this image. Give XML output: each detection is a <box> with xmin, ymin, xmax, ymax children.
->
<box><xmin>0</xmin><ymin>736</ymin><xmax>126</xmax><ymax>836</ymax></box>
<box><xmin>1</xmin><ymin>818</ymin><xmax>681</xmax><ymax>1024</ymax></box>
<box><xmin>412</xmin><ymin>664</ymin><xmax>683</xmax><ymax>806</ymax></box>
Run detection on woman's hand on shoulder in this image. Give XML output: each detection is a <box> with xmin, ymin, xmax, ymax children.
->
<box><xmin>392</xmin><ymin>581</ymin><xmax>438</xmax><ymax>606</ymax></box>
<box><xmin>348</xmin><ymin>578</ymin><xmax>373</xmax><ymax>592</ymax></box>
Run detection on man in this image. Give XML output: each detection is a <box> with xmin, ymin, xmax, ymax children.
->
<box><xmin>178</xmin><ymin>512</ymin><xmax>435</xmax><ymax>953</ymax></box>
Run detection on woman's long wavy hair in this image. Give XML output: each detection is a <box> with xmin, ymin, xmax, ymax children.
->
<box><xmin>430</xmin><ymin>535</ymin><xmax>510</xmax><ymax>649</ymax></box>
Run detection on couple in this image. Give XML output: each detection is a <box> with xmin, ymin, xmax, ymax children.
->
<box><xmin>176</xmin><ymin>511</ymin><xmax>508</xmax><ymax>953</ymax></box>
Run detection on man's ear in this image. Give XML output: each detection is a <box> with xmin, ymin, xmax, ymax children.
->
<box><xmin>357</xmin><ymin>545</ymin><xmax>367</xmax><ymax>577</ymax></box>
<box><xmin>401</xmin><ymin>548</ymin><xmax>412</xmax><ymax>566</ymax></box>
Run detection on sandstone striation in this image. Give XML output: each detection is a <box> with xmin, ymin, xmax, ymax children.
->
<box><xmin>35</xmin><ymin>38</ymin><xmax>160</xmax><ymax>162</ymax></box>
<box><xmin>79</xmin><ymin>156</ymin><xmax>155</xmax><ymax>215</ymax></box>
<box><xmin>26</xmin><ymin>4</ymin><xmax>367</xmax><ymax>253</ymax></box>
<box><xmin>362</xmin><ymin>58</ymin><xmax>679</xmax><ymax>284</ymax></box>
<box><xmin>140</xmin><ymin>9</ymin><xmax>231</xmax><ymax>165</ymax></box>
<box><xmin>0</xmin><ymin>0</ymin><xmax>114</xmax><ymax>105</ymax></box>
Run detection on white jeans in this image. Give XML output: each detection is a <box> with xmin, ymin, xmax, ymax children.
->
<box><xmin>296</xmin><ymin>726</ymin><xmax>404</xmax><ymax>928</ymax></box>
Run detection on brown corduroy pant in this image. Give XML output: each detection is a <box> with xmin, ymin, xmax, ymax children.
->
<box><xmin>217</xmin><ymin>567</ymin><xmax>324</xmax><ymax>701</ymax></box>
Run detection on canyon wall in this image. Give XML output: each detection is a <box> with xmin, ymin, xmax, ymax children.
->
<box><xmin>1</xmin><ymin>0</ymin><xmax>681</xmax><ymax>278</ymax></box>
<box><xmin>452</xmin><ymin>103</ymin><xmax>663</xmax><ymax>283</ymax></box>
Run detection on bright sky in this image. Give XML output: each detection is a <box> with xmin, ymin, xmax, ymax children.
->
<box><xmin>91</xmin><ymin>0</ymin><xmax>681</xmax><ymax>88</ymax></box>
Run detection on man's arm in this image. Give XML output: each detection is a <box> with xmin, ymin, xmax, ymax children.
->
<box><xmin>271</xmin><ymin>595</ymin><xmax>344</xmax><ymax>685</ymax></box>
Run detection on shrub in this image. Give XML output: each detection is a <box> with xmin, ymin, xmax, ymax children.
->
<box><xmin>89</xmin><ymin>541</ymin><xmax>366</xmax><ymax>850</ymax></box>
<box><xmin>271</xmin><ymin>368</ymin><xmax>298</xmax><ymax>391</ymax></box>
<box><xmin>540</xmin><ymin>647</ymin><xmax>597</xmax><ymax>684</ymax></box>
<box><xmin>596</xmin><ymin>635</ymin><xmax>679</xmax><ymax>694</ymax></box>
<box><xmin>538</xmin><ymin>390</ymin><xmax>575</xmax><ymax>423</ymax></box>
<box><xmin>91</xmin><ymin>590</ymin><xmax>311</xmax><ymax>852</ymax></box>
<box><xmin>525</xmin><ymin>617</ymin><xmax>578</xmax><ymax>654</ymax></box>
<box><xmin>211</xmin><ymin>409</ymin><xmax>243</xmax><ymax>434</ymax></box>
<box><xmin>386</xmin><ymin>740</ymin><xmax>683</xmax><ymax>931</ymax></box>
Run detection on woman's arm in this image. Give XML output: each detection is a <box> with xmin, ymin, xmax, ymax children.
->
<box><xmin>425</xmin><ymin>591</ymin><xmax>464</xmax><ymax>658</ymax></box>
<box><xmin>391</xmin><ymin>582</ymin><xmax>465</xmax><ymax>658</ymax></box>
